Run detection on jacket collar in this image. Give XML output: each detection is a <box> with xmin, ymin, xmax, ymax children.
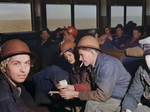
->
<box><xmin>0</xmin><ymin>73</ymin><xmax>21</xmax><ymax>99</ymax></box>
<box><xmin>94</xmin><ymin>52</ymin><xmax>103</xmax><ymax>70</ymax></box>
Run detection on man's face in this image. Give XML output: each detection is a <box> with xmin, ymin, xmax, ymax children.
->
<box><xmin>78</xmin><ymin>49</ymin><xmax>94</xmax><ymax>66</ymax></box>
<box><xmin>116</xmin><ymin>28</ymin><xmax>123</xmax><ymax>37</ymax></box>
<box><xmin>133</xmin><ymin>30</ymin><xmax>141</xmax><ymax>39</ymax></box>
<box><xmin>105</xmin><ymin>28</ymin><xmax>110</xmax><ymax>35</ymax></box>
<box><xmin>64</xmin><ymin>31</ymin><xmax>71</xmax><ymax>41</ymax></box>
<box><xmin>6</xmin><ymin>54</ymin><xmax>30</xmax><ymax>84</ymax></box>
<box><xmin>145</xmin><ymin>55</ymin><xmax>150</xmax><ymax>70</ymax></box>
<box><xmin>40</xmin><ymin>30</ymin><xmax>50</xmax><ymax>41</ymax></box>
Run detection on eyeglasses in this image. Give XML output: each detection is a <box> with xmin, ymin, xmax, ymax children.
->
<box><xmin>41</xmin><ymin>33</ymin><xmax>49</xmax><ymax>35</ymax></box>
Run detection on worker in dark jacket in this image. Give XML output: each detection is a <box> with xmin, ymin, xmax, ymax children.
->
<box><xmin>33</xmin><ymin>27</ymin><xmax>54</xmax><ymax>71</ymax></box>
<box><xmin>0</xmin><ymin>39</ymin><xmax>37</xmax><ymax>112</ymax></box>
<box><xmin>121</xmin><ymin>36</ymin><xmax>150</xmax><ymax>112</ymax></box>
<box><xmin>59</xmin><ymin>36</ymin><xmax>131</xmax><ymax>112</ymax></box>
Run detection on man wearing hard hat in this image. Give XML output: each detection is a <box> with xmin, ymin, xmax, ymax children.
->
<box><xmin>59</xmin><ymin>35</ymin><xmax>131</xmax><ymax>112</ymax></box>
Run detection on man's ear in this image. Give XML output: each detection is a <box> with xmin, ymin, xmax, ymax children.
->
<box><xmin>90</xmin><ymin>49</ymin><xmax>96</xmax><ymax>57</ymax></box>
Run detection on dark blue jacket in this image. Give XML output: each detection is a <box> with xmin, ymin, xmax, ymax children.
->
<box><xmin>111</xmin><ymin>34</ymin><xmax>131</xmax><ymax>49</ymax></box>
<box><xmin>33</xmin><ymin>65</ymin><xmax>69</xmax><ymax>104</ymax></box>
<box><xmin>0</xmin><ymin>73</ymin><xmax>36</xmax><ymax>112</ymax></box>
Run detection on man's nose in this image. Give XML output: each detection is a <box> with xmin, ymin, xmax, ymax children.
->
<box><xmin>20</xmin><ymin>64</ymin><xmax>25</xmax><ymax>72</ymax></box>
<box><xmin>79</xmin><ymin>56</ymin><xmax>82</xmax><ymax>61</ymax></box>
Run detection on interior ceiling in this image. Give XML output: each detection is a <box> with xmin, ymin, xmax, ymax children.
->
<box><xmin>110</xmin><ymin>0</ymin><xmax>144</xmax><ymax>6</ymax></box>
<box><xmin>0</xmin><ymin>0</ymin><xmax>144</xmax><ymax>6</ymax></box>
<box><xmin>0</xmin><ymin>0</ymin><xmax>30</xmax><ymax>3</ymax></box>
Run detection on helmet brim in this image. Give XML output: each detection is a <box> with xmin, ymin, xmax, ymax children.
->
<box><xmin>0</xmin><ymin>52</ymin><xmax>38</xmax><ymax>65</ymax></box>
<box><xmin>75</xmin><ymin>46</ymin><xmax>103</xmax><ymax>52</ymax></box>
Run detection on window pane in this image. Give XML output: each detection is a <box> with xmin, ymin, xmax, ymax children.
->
<box><xmin>75</xmin><ymin>5</ymin><xmax>96</xmax><ymax>29</ymax></box>
<box><xmin>111</xmin><ymin>6</ymin><xmax>124</xmax><ymax>27</ymax></box>
<box><xmin>46</xmin><ymin>5</ymin><xmax>71</xmax><ymax>31</ymax></box>
<box><xmin>0</xmin><ymin>3</ymin><xmax>31</xmax><ymax>33</ymax></box>
<box><xmin>126</xmin><ymin>6</ymin><xmax>142</xmax><ymax>26</ymax></box>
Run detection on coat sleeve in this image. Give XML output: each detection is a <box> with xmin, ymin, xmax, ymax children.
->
<box><xmin>78</xmin><ymin>61</ymin><xmax>120</xmax><ymax>101</ymax></box>
<box><xmin>49</xmin><ymin>42</ymin><xmax>61</xmax><ymax>53</ymax></box>
<box><xmin>0</xmin><ymin>97</ymin><xmax>20</xmax><ymax>112</ymax></box>
<box><xmin>121</xmin><ymin>66</ymin><xmax>144</xmax><ymax>112</ymax></box>
<box><xmin>74</xmin><ymin>83</ymin><xmax>91</xmax><ymax>91</ymax></box>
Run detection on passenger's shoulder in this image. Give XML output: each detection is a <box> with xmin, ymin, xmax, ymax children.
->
<box><xmin>102</xmin><ymin>53</ymin><xmax>119</xmax><ymax>63</ymax></box>
<box><xmin>0</xmin><ymin>78</ymin><xmax>12</xmax><ymax>100</ymax></box>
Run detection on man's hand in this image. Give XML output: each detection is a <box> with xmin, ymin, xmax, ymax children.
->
<box><xmin>124</xmin><ymin>109</ymin><xmax>132</xmax><ymax>112</ymax></box>
<box><xmin>59</xmin><ymin>89</ymin><xmax>79</xmax><ymax>99</ymax></box>
<box><xmin>55</xmin><ymin>84</ymin><xmax>75</xmax><ymax>90</ymax></box>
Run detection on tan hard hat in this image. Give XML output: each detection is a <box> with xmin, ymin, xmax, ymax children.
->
<box><xmin>60</xmin><ymin>41</ymin><xmax>76</xmax><ymax>56</ymax></box>
<box><xmin>0</xmin><ymin>39</ymin><xmax>37</xmax><ymax>65</ymax></box>
<box><xmin>77</xmin><ymin>36</ymin><xmax>101</xmax><ymax>51</ymax></box>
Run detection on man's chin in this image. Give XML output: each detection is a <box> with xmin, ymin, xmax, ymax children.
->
<box><xmin>83</xmin><ymin>63</ymin><xmax>89</xmax><ymax>67</ymax></box>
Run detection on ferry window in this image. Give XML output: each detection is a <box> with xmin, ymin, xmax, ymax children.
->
<box><xmin>0</xmin><ymin>3</ymin><xmax>31</xmax><ymax>33</ymax></box>
<box><xmin>75</xmin><ymin>5</ymin><xmax>96</xmax><ymax>29</ymax></box>
<box><xmin>111</xmin><ymin>6</ymin><xmax>124</xmax><ymax>27</ymax></box>
<box><xmin>46</xmin><ymin>5</ymin><xmax>71</xmax><ymax>31</ymax></box>
<box><xmin>126</xmin><ymin>6</ymin><xmax>142</xmax><ymax>26</ymax></box>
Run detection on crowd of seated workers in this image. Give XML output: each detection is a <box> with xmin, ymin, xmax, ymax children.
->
<box><xmin>33</xmin><ymin>34</ymin><xmax>132</xmax><ymax>112</ymax></box>
<box><xmin>1</xmin><ymin>22</ymin><xmax>150</xmax><ymax>112</ymax></box>
<box><xmin>33</xmin><ymin>27</ymin><xmax>150</xmax><ymax>112</ymax></box>
<box><xmin>99</xmin><ymin>21</ymin><xmax>145</xmax><ymax>51</ymax></box>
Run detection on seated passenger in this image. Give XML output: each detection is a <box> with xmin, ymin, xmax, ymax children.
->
<box><xmin>33</xmin><ymin>27</ymin><xmax>54</xmax><ymax>71</ymax></box>
<box><xmin>0</xmin><ymin>39</ymin><xmax>37</xmax><ymax>112</ymax></box>
<box><xmin>101</xmin><ymin>24</ymin><xmax>131</xmax><ymax>50</ymax></box>
<box><xmin>59</xmin><ymin>36</ymin><xmax>131</xmax><ymax>112</ymax></box>
<box><xmin>121</xmin><ymin>36</ymin><xmax>150</xmax><ymax>112</ymax></box>
<box><xmin>98</xmin><ymin>26</ymin><xmax>113</xmax><ymax>45</ymax></box>
<box><xmin>120</xmin><ymin>27</ymin><xmax>141</xmax><ymax>49</ymax></box>
<box><xmin>111</xmin><ymin>24</ymin><xmax>131</xmax><ymax>49</ymax></box>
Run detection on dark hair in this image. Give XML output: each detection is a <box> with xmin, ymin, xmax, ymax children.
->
<box><xmin>73</xmin><ymin>48</ymin><xmax>86</xmax><ymax>74</ymax></box>
<box><xmin>105</xmin><ymin>26</ymin><xmax>111</xmax><ymax>30</ymax></box>
<box><xmin>40</xmin><ymin>27</ymin><xmax>51</xmax><ymax>34</ymax></box>
<box><xmin>115</xmin><ymin>24</ymin><xmax>123</xmax><ymax>31</ymax></box>
<box><xmin>64</xmin><ymin>47</ymin><xmax>85</xmax><ymax>74</ymax></box>
<box><xmin>133</xmin><ymin>27</ymin><xmax>141</xmax><ymax>33</ymax></box>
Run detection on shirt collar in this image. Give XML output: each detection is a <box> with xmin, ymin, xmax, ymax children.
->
<box><xmin>92</xmin><ymin>60</ymin><xmax>96</xmax><ymax>68</ymax></box>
